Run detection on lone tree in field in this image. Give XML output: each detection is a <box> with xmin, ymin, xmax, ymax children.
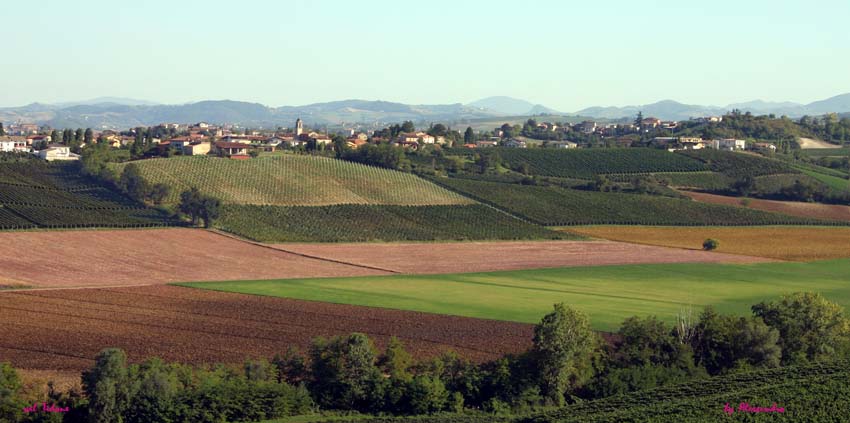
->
<box><xmin>531</xmin><ymin>303</ymin><xmax>596</xmax><ymax>406</ymax></box>
<box><xmin>703</xmin><ymin>239</ymin><xmax>719</xmax><ymax>251</ymax></box>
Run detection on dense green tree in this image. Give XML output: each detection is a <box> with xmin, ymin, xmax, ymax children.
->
<box><xmin>0</xmin><ymin>122</ymin><xmax>5</xmax><ymax>136</ymax></box>
<box><xmin>74</xmin><ymin>128</ymin><xmax>84</xmax><ymax>142</ymax></box>
<box><xmin>83</xmin><ymin>348</ymin><xmax>132</xmax><ymax>423</ymax></box>
<box><xmin>332</xmin><ymin>135</ymin><xmax>349</xmax><ymax>158</ymax></box>
<box><xmin>531</xmin><ymin>303</ymin><xmax>596</xmax><ymax>406</ymax></box>
<box><xmin>273</xmin><ymin>347</ymin><xmax>308</xmax><ymax>386</ymax></box>
<box><xmin>149</xmin><ymin>183</ymin><xmax>170</xmax><ymax>205</ymax></box>
<box><xmin>84</xmin><ymin>128</ymin><xmax>94</xmax><ymax>144</ymax></box>
<box><xmin>753</xmin><ymin>292</ymin><xmax>850</xmax><ymax>364</ymax></box>
<box><xmin>464</xmin><ymin>126</ymin><xmax>475</xmax><ymax>144</ymax></box>
<box><xmin>124</xmin><ymin>359</ymin><xmax>179</xmax><ymax>423</ymax></box>
<box><xmin>0</xmin><ymin>362</ymin><xmax>23</xmax><ymax>423</ymax></box>
<box><xmin>428</xmin><ymin>123</ymin><xmax>448</xmax><ymax>137</ymax></box>
<box><xmin>119</xmin><ymin>164</ymin><xmax>150</xmax><ymax>203</ymax></box>
<box><xmin>400</xmin><ymin>121</ymin><xmax>415</xmax><ymax>133</ymax></box>
<box><xmin>178</xmin><ymin>187</ymin><xmax>221</xmax><ymax>227</ymax></box>
<box><xmin>308</xmin><ymin>333</ymin><xmax>386</xmax><ymax>412</ymax></box>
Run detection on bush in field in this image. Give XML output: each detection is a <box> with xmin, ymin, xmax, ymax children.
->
<box><xmin>702</xmin><ymin>238</ymin><xmax>719</xmax><ymax>250</ymax></box>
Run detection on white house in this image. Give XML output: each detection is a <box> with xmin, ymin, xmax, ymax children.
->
<box><xmin>710</xmin><ymin>139</ymin><xmax>746</xmax><ymax>150</ymax></box>
<box><xmin>503</xmin><ymin>139</ymin><xmax>527</xmax><ymax>148</ymax></box>
<box><xmin>0</xmin><ymin>136</ymin><xmax>28</xmax><ymax>152</ymax></box>
<box><xmin>549</xmin><ymin>141</ymin><xmax>578</xmax><ymax>149</ymax></box>
<box><xmin>34</xmin><ymin>144</ymin><xmax>80</xmax><ymax>161</ymax></box>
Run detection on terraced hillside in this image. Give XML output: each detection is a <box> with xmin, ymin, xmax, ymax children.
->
<box><xmin>0</xmin><ymin>162</ymin><xmax>175</xmax><ymax>229</ymax></box>
<box><xmin>112</xmin><ymin>155</ymin><xmax>472</xmax><ymax>206</ymax></box>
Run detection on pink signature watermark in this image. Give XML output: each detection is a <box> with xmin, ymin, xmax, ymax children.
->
<box><xmin>724</xmin><ymin>402</ymin><xmax>785</xmax><ymax>415</ymax></box>
<box><xmin>23</xmin><ymin>403</ymin><xmax>70</xmax><ymax>414</ymax></box>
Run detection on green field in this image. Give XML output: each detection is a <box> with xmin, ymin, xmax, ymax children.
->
<box><xmin>793</xmin><ymin>165</ymin><xmax>850</xmax><ymax>192</ymax></box>
<box><xmin>804</xmin><ymin>147</ymin><xmax>850</xmax><ymax>157</ymax></box>
<box><xmin>434</xmin><ymin>178</ymin><xmax>834</xmax><ymax>226</ymax></box>
<box><xmin>178</xmin><ymin>259</ymin><xmax>850</xmax><ymax>332</ymax></box>
<box><xmin>217</xmin><ymin>204</ymin><xmax>564</xmax><ymax>242</ymax></box>
<box><xmin>679</xmin><ymin>149</ymin><xmax>797</xmax><ymax>177</ymax></box>
<box><xmin>112</xmin><ymin>155</ymin><xmax>471</xmax><ymax>206</ymax></box>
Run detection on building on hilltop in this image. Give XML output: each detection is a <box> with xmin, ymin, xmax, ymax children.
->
<box><xmin>295</xmin><ymin>118</ymin><xmax>304</xmax><ymax>136</ymax></box>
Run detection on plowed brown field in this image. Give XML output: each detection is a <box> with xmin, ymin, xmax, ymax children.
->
<box><xmin>269</xmin><ymin>240</ymin><xmax>772</xmax><ymax>274</ymax></box>
<box><xmin>0</xmin><ymin>285</ymin><xmax>534</xmax><ymax>372</ymax></box>
<box><xmin>683</xmin><ymin>191</ymin><xmax>850</xmax><ymax>222</ymax></box>
<box><xmin>0</xmin><ymin>229</ymin><xmax>388</xmax><ymax>288</ymax></box>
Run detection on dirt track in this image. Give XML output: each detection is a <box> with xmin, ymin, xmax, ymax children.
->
<box><xmin>269</xmin><ymin>239</ymin><xmax>773</xmax><ymax>274</ymax></box>
<box><xmin>0</xmin><ymin>229</ymin><xmax>388</xmax><ymax>288</ymax></box>
<box><xmin>0</xmin><ymin>285</ymin><xmax>535</xmax><ymax>372</ymax></box>
<box><xmin>683</xmin><ymin>191</ymin><xmax>850</xmax><ymax>222</ymax></box>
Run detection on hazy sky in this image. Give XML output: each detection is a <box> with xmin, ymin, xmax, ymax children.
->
<box><xmin>2</xmin><ymin>0</ymin><xmax>848</xmax><ymax>110</ymax></box>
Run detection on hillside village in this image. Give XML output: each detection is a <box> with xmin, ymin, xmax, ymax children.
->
<box><xmin>2</xmin><ymin>110</ymin><xmax>834</xmax><ymax>163</ymax></box>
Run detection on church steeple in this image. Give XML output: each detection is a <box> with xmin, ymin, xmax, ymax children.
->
<box><xmin>295</xmin><ymin>118</ymin><xmax>303</xmax><ymax>136</ymax></box>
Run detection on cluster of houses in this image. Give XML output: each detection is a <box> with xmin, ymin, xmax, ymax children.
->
<box><xmin>3</xmin><ymin>113</ymin><xmax>774</xmax><ymax>161</ymax></box>
<box><xmin>652</xmin><ymin>136</ymin><xmax>776</xmax><ymax>152</ymax></box>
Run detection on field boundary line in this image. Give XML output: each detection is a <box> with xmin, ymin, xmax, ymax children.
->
<box><xmin>0</xmin><ymin>283</ymin><xmax>155</xmax><ymax>293</ymax></box>
<box><xmin>205</xmin><ymin>229</ymin><xmax>401</xmax><ymax>274</ymax></box>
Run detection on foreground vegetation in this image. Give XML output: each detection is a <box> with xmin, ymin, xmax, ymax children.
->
<box><xmin>3</xmin><ymin>293</ymin><xmax>847</xmax><ymax>423</ymax></box>
<box><xmin>568</xmin><ymin>226</ymin><xmax>850</xmax><ymax>261</ymax></box>
<box><xmin>217</xmin><ymin>204</ymin><xmax>564</xmax><ymax>242</ymax></box>
<box><xmin>178</xmin><ymin>260</ymin><xmax>850</xmax><ymax>331</ymax></box>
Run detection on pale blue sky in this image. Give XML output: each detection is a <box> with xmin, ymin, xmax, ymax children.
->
<box><xmin>2</xmin><ymin>0</ymin><xmax>848</xmax><ymax>110</ymax></box>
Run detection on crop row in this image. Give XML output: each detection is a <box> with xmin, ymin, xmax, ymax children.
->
<box><xmin>112</xmin><ymin>155</ymin><xmax>471</xmax><ymax>206</ymax></box>
<box><xmin>492</xmin><ymin>148</ymin><xmax>708</xmax><ymax>179</ymax></box>
<box><xmin>435</xmin><ymin>178</ymin><xmax>843</xmax><ymax>226</ymax></box>
<box><xmin>4</xmin><ymin>205</ymin><xmax>177</xmax><ymax>228</ymax></box>
<box><xmin>0</xmin><ymin>184</ymin><xmax>139</xmax><ymax>209</ymax></box>
<box><xmin>679</xmin><ymin>149</ymin><xmax>797</xmax><ymax>177</ymax></box>
<box><xmin>217</xmin><ymin>204</ymin><xmax>563</xmax><ymax>242</ymax></box>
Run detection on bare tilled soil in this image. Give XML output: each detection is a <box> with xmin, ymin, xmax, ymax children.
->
<box><xmin>0</xmin><ymin>229</ymin><xmax>388</xmax><ymax>288</ymax></box>
<box><xmin>269</xmin><ymin>240</ymin><xmax>773</xmax><ymax>274</ymax></box>
<box><xmin>0</xmin><ymin>285</ymin><xmax>534</xmax><ymax>371</ymax></box>
<box><xmin>683</xmin><ymin>191</ymin><xmax>850</xmax><ymax>222</ymax></box>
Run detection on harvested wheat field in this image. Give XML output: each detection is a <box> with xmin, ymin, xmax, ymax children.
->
<box><xmin>683</xmin><ymin>190</ymin><xmax>850</xmax><ymax>222</ymax></box>
<box><xmin>269</xmin><ymin>240</ymin><xmax>772</xmax><ymax>274</ymax></box>
<box><xmin>570</xmin><ymin>226</ymin><xmax>850</xmax><ymax>261</ymax></box>
<box><xmin>0</xmin><ymin>285</ymin><xmax>534</xmax><ymax>372</ymax></box>
<box><xmin>0</xmin><ymin>228</ymin><xmax>388</xmax><ymax>288</ymax></box>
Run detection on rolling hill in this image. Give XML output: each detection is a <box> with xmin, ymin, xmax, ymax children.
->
<box><xmin>111</xmin><ymin>155</ymin><xmax>473</xmax><ymax>206</ymax></box>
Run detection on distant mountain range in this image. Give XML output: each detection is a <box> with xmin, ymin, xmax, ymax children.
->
<box><xmin>1</xmin><ymin>94</ymin><xmax>849</xmax><ymax>129</ymax></box>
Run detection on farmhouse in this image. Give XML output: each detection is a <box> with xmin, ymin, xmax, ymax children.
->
<box><xmin>549</xmin><ymin>141</ymin><xmax>578</xmax><ymax>149</ymax></box>
<box><xmin>0</xmin><ymin>136</ymin><xmax>28</xmax><ymax>152</ymax></box>
<box><xmin>184</xmin><ymin>142</ymin><xmax>212</xmax><ymax>156</ymax></box>
<box><xmin>214</xmin><ymin>141</ymin><xmax>249</xmax><ymax>156</ymax></box>
<box><xmin>475</xmin><ymin>140</ymin><xmax>498</xmax><ymax>148</ymax></box>
<box><xmin>34</xmin><ymin>144</ymin><xmax>80</xmax><ymax>161</ymax></box>
<box><xmin>752</xmin><ymin>142</ymin><xmax>777</xmax><ymax>152</ymax></box>
<box><xmin>710</xmin><ymin>139</ymin><xmax>746</xmax><ymax>150</ymax></box>
<box><xmin>503</xmin><ymin>139</ymin><xmax>527</xmax><ymax>148</ymax></box>
<box><xmin>396</xmin><ymin>132</ymin><xmax>436</xmax><ymax>144</ymax></box>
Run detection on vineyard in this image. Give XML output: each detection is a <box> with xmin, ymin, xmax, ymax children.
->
<box><xmin>217</xmin><ymin>204</ymin><xmax>562</xmax><ymax>242</ymax></box>
<box><xmin>678</xmin><ymin>149</ymin><xmax>797</xmax><ymax>177</ymax></box>
<box><xmin>523</xmin><ymin>360</ymin><xmax>850</xmax><ymax>423</ymax></box>
<box><xmin>0</xmin><ymin>162</ymin><xmax>177</xmax><ymax>230</ymax></box>
<box><xmin>435</xmin><ymin>178</ymin><xmax>839</xmax><ymax>226</ymax></box>
<box><xmin>493</xmin><ymin>148</ymin><xmax>707</xmax><ymax>179</ymax></box>
<box><xmin>111</xmin><ymin>155</ymin><xmax>472</xmax><ymax>206</ymax></box>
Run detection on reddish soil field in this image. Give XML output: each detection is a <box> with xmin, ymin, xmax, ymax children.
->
<box><xmin>0</xmin><ymin>285</ymin><xmax>534</xmax><ymax>372</ymax></box>
<box><xmin>683</xmin><ymin>191</ymin><xmax>850</xmax><ymax>222</ymax></box>
<box><xmin>269</xmin><ymin>240</ymin><xmax>772</xmax><ymax>274</ymax></box>
<box><xmin>0</xmin><ymin>229</ymin><xmax>387</xmax><ymax>288</ymax></box>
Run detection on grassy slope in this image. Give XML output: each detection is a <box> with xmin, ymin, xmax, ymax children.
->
<box><xmin>111</xmin><ymin>155</ymin><xmax>472</xmax><ymax>206</ymax></box>
<box><xmin>177</xmin><ymin>260</ymin><xmax>850</xmax><ymax>332</ymax></box>
<box><xmin>793</xmin><ymin>166</ymin><xmax>850</xmax><ymax>192</ymax></box>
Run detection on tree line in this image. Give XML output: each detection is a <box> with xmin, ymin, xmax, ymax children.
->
<box><xmin>1</xmin><ymin>292</ymin><xmax>847</xmax><ymax>422</ymax></box>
